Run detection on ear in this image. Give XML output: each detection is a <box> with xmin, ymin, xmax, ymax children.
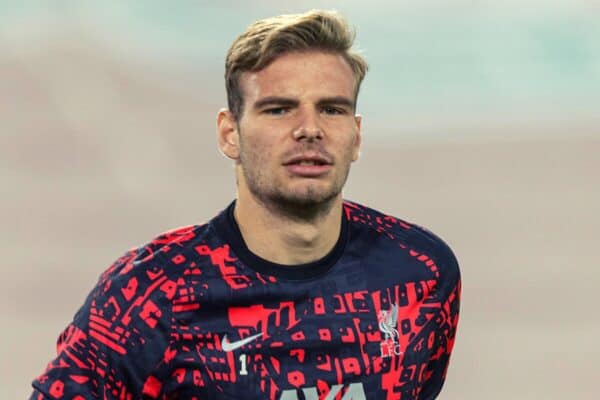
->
<box><xmin>352</xmin><ymin>114</ymin><xmax>362</xmax><ymax>162</ymax></box>
<box><xmin>217</xmin><ymin>108</ymin><xmax>240</xmax><ymax>160</ymax></box>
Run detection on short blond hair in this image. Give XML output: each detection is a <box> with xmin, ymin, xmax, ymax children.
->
<box><xmin>225</xmin><ymin>10</ymin><xmax>368</xmax><ymax>120</ymax></box>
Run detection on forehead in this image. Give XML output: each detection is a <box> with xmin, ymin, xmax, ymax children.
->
<box><xmin>239</xmin><ymin>51</ymin><xmax>356</xmax><ymax>103</ymax></box>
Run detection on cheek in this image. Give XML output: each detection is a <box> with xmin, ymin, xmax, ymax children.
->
<box><xmin>341</xmin><ymin>133</ymin><xmax>360</xmax><ymax>158</ymax></box>
<box><xmin>352</xmin><ymin>135</ymin><xmax>361</xmax><ymax>160</ymax></box>
<box><xmin>241</xmin><ymin>136</ymin><xmax>274</xmax><ymax>166</ymax></box>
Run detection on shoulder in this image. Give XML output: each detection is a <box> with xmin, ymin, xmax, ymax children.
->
<box><xmin>77</xmin><ymin>223</ymin><xmax>218</xmax><ymax>330</ymax></box>
<box><xmin>31</xmin><ymin>224</ymin><xmax>213</xmax><ymax>398</ymax></box>
<box><xmin>98</xmin><ymin>224</ymin><xmax>209</xmax><ymax>285</ymax></box>
<box><xmin>343</xmin><ymin>200</ymin><xmax>460</xmax><ymax>284</ymax></box>
<box><xmin>77</xmin><ymin>223</ymin><xmax>217</xmax><ymax>355</ymax></box>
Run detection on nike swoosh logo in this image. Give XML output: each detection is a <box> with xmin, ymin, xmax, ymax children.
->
<box><xmin>221</xmin><ymin>333</ymin><xmax>263</xmax><ymax>352</ymax></box>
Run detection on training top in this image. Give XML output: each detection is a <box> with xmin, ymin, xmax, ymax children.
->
<box><xmin>31</xmin><ymin>200</ymin><xmax>461</xmax><ymax>400</ymax></box>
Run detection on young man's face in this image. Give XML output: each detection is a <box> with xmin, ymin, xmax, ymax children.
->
<box><xmin>220</xmin><ymin>51</ymin><xmax>362</xmax><ymax>211</ymax></box>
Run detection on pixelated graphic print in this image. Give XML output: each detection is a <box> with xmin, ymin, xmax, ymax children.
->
<box><xmin>31</xmin><ymin>203</ymin><xmax>460</xmax><ymax>400</ymax></box>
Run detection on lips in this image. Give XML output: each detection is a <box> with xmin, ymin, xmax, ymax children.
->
<box><xmin>283</xmin><ymin>153</ymin><xmax>333</xmax><ymax>177</ymax></box>
<box><xmin>282</xmin><ymin>153</ymin><xmax>332</xmax><ymax>166</ymax></box>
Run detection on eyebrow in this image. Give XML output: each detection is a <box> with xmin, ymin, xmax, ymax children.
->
<box><xmin>253</xmin><ymin>96</ymin><xmax>355</xmax><ymax>110</ymax></box>
<box><xmin>253</xmin><ymin>97</ymin><xmax>299</xmax><ymax>110</ymax></box>
<box><xmin>316</xmin><ymin>96</ymin><xmax>355</xmax><ymax>110</ymax></box>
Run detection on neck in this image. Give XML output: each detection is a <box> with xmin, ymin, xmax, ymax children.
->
<box><xmin>234</xmin><ymin>189</ymin><xmax>343</xmax><ymax>266</ymax></box>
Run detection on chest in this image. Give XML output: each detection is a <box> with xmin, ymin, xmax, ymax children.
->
<box><xmin>165</xmin><ymin>274</ymin><xmax>441</xmax><ymax>399</ymax></box>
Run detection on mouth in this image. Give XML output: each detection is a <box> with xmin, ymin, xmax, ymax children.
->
<box><xmin>283</xmin><ymin>154</ymin><xmax>333</xmax><ymax>176</ymax></box>
<box><xmin>283</xmin><ymin>154</ymin><xmax>332</xmax><ymax>166</ymax></box>
<box><xmin>287</xmin><ymin>160</ymin><xmax>328</xmax><ymax>166</ymax></box>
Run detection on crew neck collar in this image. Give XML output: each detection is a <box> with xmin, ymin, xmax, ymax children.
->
<box><xmin>213</xmin><ymin>201</ymin><xmax>348</xmax><ymax>281</ymax></box>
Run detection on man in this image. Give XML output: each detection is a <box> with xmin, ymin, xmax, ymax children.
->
<box><xmin>31</xmin><ymin>10</ymin><xmax>460</xmax><ymax>400</ymax></box>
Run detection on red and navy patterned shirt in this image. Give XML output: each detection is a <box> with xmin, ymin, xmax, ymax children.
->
<box><xmin>30</xmin><ymin>201</ymin><xmax>461</xmax><ymax>399</ymax></box>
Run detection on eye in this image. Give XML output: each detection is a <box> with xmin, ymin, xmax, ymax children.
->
<box><xmin>263</xmin><ymin>107</ymin><xmax>289</xmax><ymax>116</ymax></box>
<box><xmin>321</xmin><ymin>106</ymin><xmax>346</xmax><ymax>115</ymax></box>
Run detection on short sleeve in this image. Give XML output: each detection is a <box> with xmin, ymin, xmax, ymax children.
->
<box><xmin>30</xmin><ymin>246</ymin><xmax>177</xmax><ymax>399</ymax></box>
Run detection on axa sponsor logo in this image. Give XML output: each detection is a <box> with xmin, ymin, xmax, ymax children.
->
<box><xmin>279</xmin><ymin>382</ymin><xmax>366</xmax><ymax>400</ymax></box>
<box><xmin>378</xmin><ymin>304</ymin><xmax>403</xmax><ymax>358</ymax></box>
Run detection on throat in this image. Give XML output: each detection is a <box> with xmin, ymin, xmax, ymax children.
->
<box><xmin>233</xmin><ymin>198</ymin><xmax>342</xmax><ymax>266</ymax></box>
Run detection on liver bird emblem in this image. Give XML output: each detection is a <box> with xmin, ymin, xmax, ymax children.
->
<box><xmin>378</xmin><ymin>304</ymin><xmax>399</xmax><ymax>341</ymax></box>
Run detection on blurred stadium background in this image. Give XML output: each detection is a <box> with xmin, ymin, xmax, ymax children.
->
<box><xmin>1</xmin><ymin>1</ymin><xmax>598</xmax><ymax>398</ymax></box>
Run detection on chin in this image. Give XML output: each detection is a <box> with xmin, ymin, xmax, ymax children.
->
<box><xmin>277</xmin><ymin>188</ymin><xmax>340</xmax><ymax>208</ymax></box>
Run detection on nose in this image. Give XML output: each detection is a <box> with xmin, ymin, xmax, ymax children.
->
<box><xmin>292</xmin><ymin>108</ymin><xmax>322</xmax><ymax>141</ymax></box>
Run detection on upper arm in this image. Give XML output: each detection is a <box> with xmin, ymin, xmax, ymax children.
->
<box><xmin>30</xmin><ymin>248</ymin><xmax>176</xmax><ymax>399</ymax></box>
<box><xmin>419</xmin><ymin>232</ymin><xmax>462</xmax><ymax>398</ymax></box>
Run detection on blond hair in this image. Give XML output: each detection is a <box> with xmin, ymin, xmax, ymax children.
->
<box><xmin>225</xmin><ymin>10</ymin><xmax>368</xmax><ymax>120</ymax></box>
